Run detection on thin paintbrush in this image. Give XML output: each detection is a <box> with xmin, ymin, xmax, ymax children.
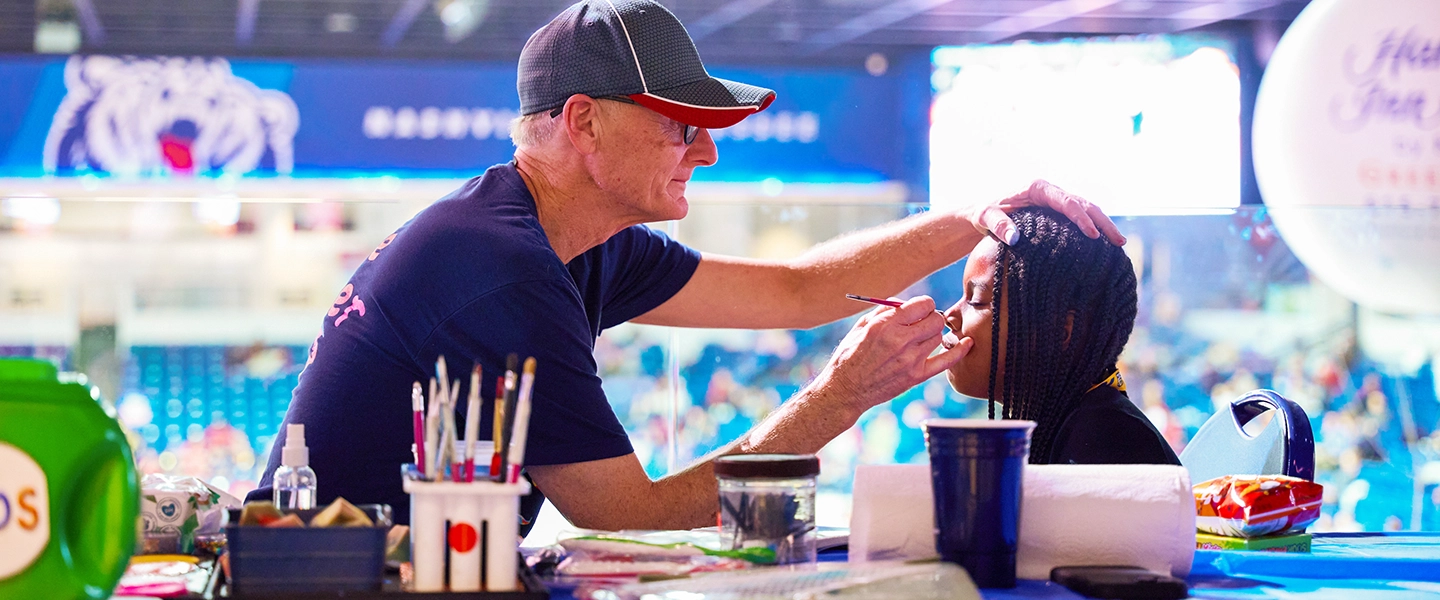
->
<box><xmin>496</xmin><ymin>354</ymin><xmax>521</xmax><ymax>484</ymax></box>
<box><xmin>411</xmin><ymin>381</ymin><xmax>425</xmax><ymax>471</ymax></box>
<box><xmin>506</xmin><ymin>357</ymin><xmax>537</xmax><ymax>483</ymax></box>
<box><xmin>845</xmin><ymin>294</ymin><xmax>950</xmax><ymax>332</ymax></box>
<box><xmin>463</xmin><ymin>365</ymin><xmax>481</xmax><ymax>483</ymax></box>
<box><xmin>425</xmin><ymin>377</ymin><xmax>440</xmax><ymax>480</ymax></box>
<box><xmin>490</xmin><ymin>376</ymin><xmax>506</xmax><ymax>480</ymax></box>
<box><xmin>442</xmin><ymin>378</ymin><xmax>460</xmax><ymax>480</ymax></box>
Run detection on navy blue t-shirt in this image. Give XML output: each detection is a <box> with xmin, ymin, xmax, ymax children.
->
<box><xmin>249</xmin><ymin>163</ymin><xmax>700</xmax><ymax>521</ymax></box>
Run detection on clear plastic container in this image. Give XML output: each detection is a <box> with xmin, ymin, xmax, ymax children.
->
<box><xmin>273</xmin><ymin>465</ymin><xmax>317</xmax><ymax>510</ymax></box>
<box><xmin>714</xmin><ymin>454</ymin><xmax>819</xmax><ymax>565</ymax></box>
<box><xmin>273</xmin><ymin>423</ymin><xmax>318</xmax><ymax>510</ymax></box>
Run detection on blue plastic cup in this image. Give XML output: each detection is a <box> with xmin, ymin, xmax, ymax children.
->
<box><xmin>923</xmin><ymin>418</ymin><xmax>1036</xmax><ymax>589</ymax></box>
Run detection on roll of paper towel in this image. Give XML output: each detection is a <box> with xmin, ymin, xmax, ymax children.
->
<box><xmin>849</xmin><ymin>463</ymin><xmax>1195</xmax><ymax>578</ymax></box>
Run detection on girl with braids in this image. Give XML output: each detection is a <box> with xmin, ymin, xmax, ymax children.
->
<box><xmin>940</xmin><ymin>206</ymin><xmax>1179</xmax><ymax>466</ymax></box>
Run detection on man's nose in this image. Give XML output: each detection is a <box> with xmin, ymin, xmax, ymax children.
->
<box><xmin>686</xmin><ymin>128</ymin><xmax>718</xmax><ymax>167</ymax></box>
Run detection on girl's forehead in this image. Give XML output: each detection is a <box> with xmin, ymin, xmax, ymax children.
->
<box><xmin>964</xmin><ymin>237</ymin><xmax>1000</xmax><ymax>280</ymax></box>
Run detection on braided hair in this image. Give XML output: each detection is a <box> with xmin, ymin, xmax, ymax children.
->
<box><xmin>985</xmin><ymin>207</ymin><xmax>1138</xmax><ymax>464</ymax></box>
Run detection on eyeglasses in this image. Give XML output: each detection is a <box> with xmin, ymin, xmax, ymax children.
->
<box><xmin>549</xmin><ymin>96</ymin><xmax>701</xmax><ymax>145</ymax></box>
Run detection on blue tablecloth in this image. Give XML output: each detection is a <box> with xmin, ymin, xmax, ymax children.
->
<box><xmin>545</xmin><ymin>533</ymin><xmax>1440</xmax><ymax>599</ymax></box>
<box><xmin>982</xmin><ymin>533</ymin><xmax>1440</xmax><ymax>599</ymax></box>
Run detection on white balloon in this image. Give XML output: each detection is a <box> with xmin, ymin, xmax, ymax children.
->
<box><xmin>1253</xmin><ymin>0</ymin><xmax>1440</xmax><ymax>315</ymax></box>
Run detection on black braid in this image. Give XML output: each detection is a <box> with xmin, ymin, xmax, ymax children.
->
<box><xmin>987</xmin><ymin>259</ymin><xmax>1002</xmax><ymax>421</ymax></box>
<box><xmin>984</xmin><ymin>208</ymin><xmax>1138</xmax><ymax>464</ymax></box>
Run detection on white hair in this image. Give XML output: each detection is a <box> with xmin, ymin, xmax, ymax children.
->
<box><xmin>510</xmin><ymin>111</ymin><xmax>557</xmax><ymax>150</ymax></box>
<box><xmin>510</xmin><ymin>99</ymin><xmax>633</xmax><ymax>150</ymax></box>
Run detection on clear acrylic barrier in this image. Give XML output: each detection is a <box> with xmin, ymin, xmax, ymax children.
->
<box><xmin>604</xmin><ymin>202</ymin><xmax>1440</xmax><ymax>533</ymax></box>
<box><xmin>3</xmin><ymin>195</ymin><xmax>1439</xmax><ymax>533</ymax></box>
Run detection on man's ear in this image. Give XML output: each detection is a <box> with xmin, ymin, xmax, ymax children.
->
<box><xmin>561</xmin><ymin>95</ymin><xmax>603</xmax><ymax>155</ymax></box>
<box><xmin>1061</xmin><ymin>310</ymin><xmax>1075</xmax><ymax>351</ymax></box>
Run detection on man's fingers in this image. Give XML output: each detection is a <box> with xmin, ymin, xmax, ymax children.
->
<box><xmin>896</xmin><ymin>295</ymin><xmax>938</xmax><ymax>320</ymax></box>
<box><xmin>1028</xmin><ymin>179</ymin><xmax>1103</xmax><ymax>240</ymax></box>
<box><xmin>855</xmin><ymin>305</ymin><xmax>889</xmax><ymax>329</ymax></box>
<box><xmin>1064</xmin><ymin>202</ymin><xmax>1100</xmax><ymax>240</ymax></box>
<box><xmin>871</xmin><ymin>298</ymin><xmax>954</xmax><ymax>354</ymax></box>
<box><xmin>923</xmin><ymin>336</ymin><xmax>973</xmax><ymax>378</ymax></box>
<box><xmin>974</xmin><ymin>179</ymin><xmax>1125</xmax><ymax>250</ymax></box>
<box><xmin>1086</xmin><ymin>202</ymin><xmax>1127</xmax><ymax>246</ymax></box>
<box><xmin>906</xmin><ymin>316</ymin><xmax>948</xmax><ymax>349</ymax></box>
<box><xmin>976</xmin><ymin>205</ymin><xmax>1017</xmax><ymax>245</ymax></box>
<box><xmin>868</xmin><ymin>295</ymin><xmax>934</xmax><ymax>327</ymax></box>
<box><xmin>1032</xmin><ymin>180</ymin><xmax>1099</xmax><ymax>239</ymax></box>
<box><xmin>996</xmin><ymin>187</ymin><xmax>1031</xmax><ymax>210</ymax></box>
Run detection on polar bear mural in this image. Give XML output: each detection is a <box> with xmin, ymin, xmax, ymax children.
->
<box><xmin>44</xmin><ymin>55</ymin><xmax>300</xmax><ymax>177</ymax></box>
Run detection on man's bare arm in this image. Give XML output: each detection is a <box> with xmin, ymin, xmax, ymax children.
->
<box><xmin>528</xmin><ymin>297</ymin><xmax>972</xmax><ymax>530</ymax></box>
<box><xmin>634</xmin><ymin>180</ymin><xmax>1124</xmax><ymax>330</ymax></box>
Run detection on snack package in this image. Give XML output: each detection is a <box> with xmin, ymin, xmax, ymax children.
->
<box><xmin>311</xmin><ymin>497</ymin><xmax>374</xmax><ymax>528</ymax></box>
<box><xmin>1194</xmin><ymin>475</ymin><xmax>1323</xmax><ymax>538</ymax></box>
<box><xmin>140</xmin><ymin>474</ymin><xmax>240</xmax><ymax>553</ymax></box>
<box><xmin>236</xmin><ymin>497</ymin><xmax>380</xmax><ymax>528</ymax></box>
<box><xmin>238</xmin><ymin>501</ymin><xmax>286</xmax><ymax>526</ymax></box>
<box><xmin>267</xmin><ymin>514</ymin><xmax>306</xmax><ymax>528</ymax></box>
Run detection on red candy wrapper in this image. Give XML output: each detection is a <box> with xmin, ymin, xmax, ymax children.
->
<box><xmin>1194</xmin><ymin>475</ymin><xmax>1323</xmax><ymax>538</ymax></box>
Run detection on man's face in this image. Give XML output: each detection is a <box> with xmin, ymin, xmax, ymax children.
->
<box><xmin>943</xmin><ymin>236</ymin><xmax>1007</xmax><ymax>399</ymax></box>
<box><xmin>591</xmin><ymin>101</ymin><xmax>717</xmax><ymax>223</ymax></box>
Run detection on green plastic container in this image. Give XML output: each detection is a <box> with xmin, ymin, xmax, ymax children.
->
<box><xmin>0</xmin><ymin>358</ymin><xmax>140</xmax><ymax>599</ymax></box>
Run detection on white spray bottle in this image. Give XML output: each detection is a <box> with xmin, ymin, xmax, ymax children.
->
<box><xmin>273</xmin><ymin>423</ymin><xmax>318</xmax><ymax>510</ymax></box>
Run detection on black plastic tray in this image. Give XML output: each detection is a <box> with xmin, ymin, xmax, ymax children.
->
<box><xmin>206</xmin><ymin>555</ymin><xmax>550</xmax><ymax>599</ymax></box>
<box><xmin>225</xmin><ymin>505</ymin><xmax>392</xmax><ymax>595</ymax></box>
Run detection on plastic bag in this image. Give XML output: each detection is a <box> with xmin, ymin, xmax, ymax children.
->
<box><xmin>139</xmin><ymin>474</ymin><xmax>241</xmax><ymax>553</ymax></box>
<box><xmin>1194</xmin><ymin>475</ymin><xmax>1322</xmax><ymax>538</ymax></box>
<box><xmin>552</xmin><ymin>530</ymin><xmax>759</xmax><ymax>578</ymax></box>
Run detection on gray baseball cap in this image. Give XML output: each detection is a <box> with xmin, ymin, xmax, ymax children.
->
<box><xmin>517</xmin><ymin>0</ymin><xmax>776</xmax><ymax>129</ymax></box>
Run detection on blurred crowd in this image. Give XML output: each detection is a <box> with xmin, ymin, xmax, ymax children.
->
<box><xmin>589</xmin><ymin>292</ymin><xmax>1439</xmax><ymax>532</ymax></box>
<box><xmin>3</xmin><ymin>215</ymin><xmax>1437</xmax><ymax>532</ymax></box>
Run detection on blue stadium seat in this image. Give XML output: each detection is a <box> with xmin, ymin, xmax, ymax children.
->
<box><xmin>125</xmin><ymin>345</ymin><xmax>305</xmax><ymax>456</ymax></box>
<box><xmin>1180</xmin><ymin>389</ymin><xmax>1315</xmax><ymax>484</ymax></box>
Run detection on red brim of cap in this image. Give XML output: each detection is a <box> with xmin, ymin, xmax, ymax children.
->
<box><xmin>629</xmin><ymin>91</ymin><xmax>777</xmax><ymax>130</ymax></box>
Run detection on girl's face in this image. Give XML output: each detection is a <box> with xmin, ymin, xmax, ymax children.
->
<box><xmin>944</xmin><ymin>237</ymin><xmax>1007</xmax><ymax>399</ymax></box>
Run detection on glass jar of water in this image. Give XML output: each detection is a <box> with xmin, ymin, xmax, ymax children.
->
<box><xmin>714</xmin><ymin>454</ymin><xmax>819</xmax><ymax>565</ymax></box>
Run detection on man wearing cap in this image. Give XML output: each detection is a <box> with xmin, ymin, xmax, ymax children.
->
<box><xmin>254</xmin><ymin>0</ymin><xmax>1125</xmax><ymax>530</ymax></box>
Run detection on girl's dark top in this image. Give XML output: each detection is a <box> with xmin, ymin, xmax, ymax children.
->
<box><xmin>1047</xmin><ymin>384</ymin><xmax>1182</xmax><ymax>466</ymax></box>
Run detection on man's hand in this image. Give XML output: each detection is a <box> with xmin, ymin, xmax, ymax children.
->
<box><xmin>532</xmin><ymin>297</ymin><xmax>974</xmax><ymax>531</ymax></box>
<box><xmin>965</xmin><ymin>180</ymin><xmax>1126</xmax><ymax>246</ymax></box>
<box><xmin>809</xmin><ymin>296</ymin><xmax>973</xmax><ymax>415</ymax></box>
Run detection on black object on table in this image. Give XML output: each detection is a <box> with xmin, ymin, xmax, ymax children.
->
<box><xmin>207</xmin><ymin>556</ymin><xmax>549</xmax><ymax>599</ymax></box>
<box><xmin>1050</xmin><ymin>565</ymin><xmax>1188</xmax><ymax>599</ymax></box>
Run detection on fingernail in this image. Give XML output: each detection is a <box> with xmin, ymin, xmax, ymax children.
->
<box><xmin>1004</xmin><ymin>227</ymin><xmax>1018</xmax><ymax>245</ymax></box>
